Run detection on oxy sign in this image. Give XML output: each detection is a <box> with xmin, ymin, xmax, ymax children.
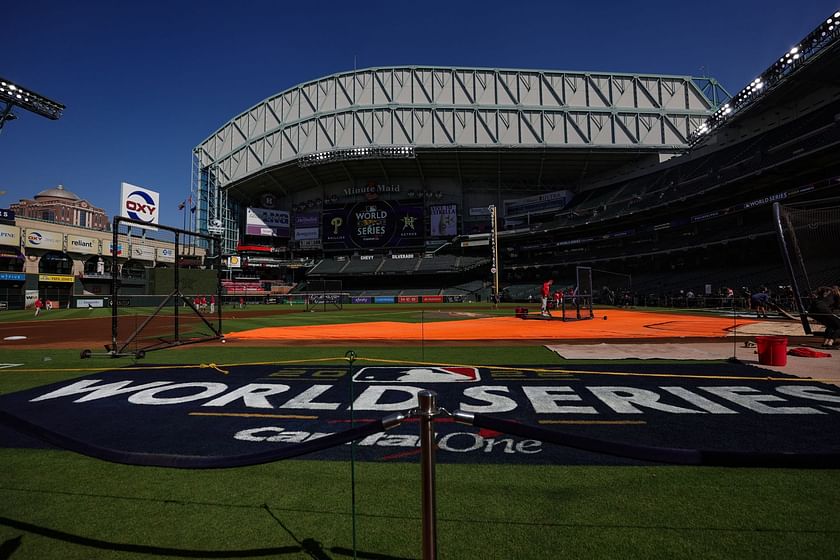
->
<box><xmin>120</xmin><ymin>183</ymin><xmax>159</xmax><ymax>230</ymax></box>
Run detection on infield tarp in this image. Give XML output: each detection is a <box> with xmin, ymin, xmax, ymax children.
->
<box><xmin>1</xmin><ymin>362</ymin><xmax>839</xmax><ymax>466</ymax></box>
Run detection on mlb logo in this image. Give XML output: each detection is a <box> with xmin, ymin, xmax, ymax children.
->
<box><xmin>354</xmin><ymin>366</ymin><xmax>481</xmax><ymax>383</ymax></box>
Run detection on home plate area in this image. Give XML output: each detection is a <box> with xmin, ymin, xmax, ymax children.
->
<box><xmin>1</xmin><ymin>362</ymin><xmax>839</xmax><ymax>466</ymax></box>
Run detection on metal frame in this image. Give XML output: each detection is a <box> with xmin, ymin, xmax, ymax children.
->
<box><xmin>82</xmin><ymin>217</ymin><xmax>224</xmax><ymax>359</ymax></box>
<box><xmin>773</xmin><ymin>202</ymin><xmax>812</xmax><ymax>334</ymax></box>
<box><xmin>196</xmin><ymin>67</ymin><xmax>715</xmax><ymax>188</ymax></box>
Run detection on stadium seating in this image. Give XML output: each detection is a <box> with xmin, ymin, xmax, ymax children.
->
<box><xmin>378</xmin><ymin>257</ymin><xmax>420</xmax><ymax>273</ymax></box>
<box><xmin>221</xmin><ymin>280</ymin><xmax>266</xmax><ymax>295</ymax></box>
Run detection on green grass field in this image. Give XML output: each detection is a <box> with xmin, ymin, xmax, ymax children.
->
<box><xmin>1</xmin><ymin>307</ymin><xmax>839</xmax><ymax>559</ymax></box>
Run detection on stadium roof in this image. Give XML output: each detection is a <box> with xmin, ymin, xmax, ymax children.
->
<box><xmin>195</xmin><ymin>66</ymin><xmax>718</xmax><ymax>196</ymax></box>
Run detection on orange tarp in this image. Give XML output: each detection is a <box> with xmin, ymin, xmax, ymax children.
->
<box><xmin>226</xmin><ymin>310</ymin><xmax>755</xmax><ymax>341</ymax></box>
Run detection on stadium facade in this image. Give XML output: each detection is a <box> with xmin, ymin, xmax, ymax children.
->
<box><xmin>193</xmin><ymin>10</ymin><xmax>839</xmax><ymax>298</ymax></box>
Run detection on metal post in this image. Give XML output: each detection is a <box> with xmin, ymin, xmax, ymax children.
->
<box><xmin>418</xmin><ymin>390</ymin><xmax>438</xmax><ymax>560</ymax></box>
<box><xmin>772</xmin><ymin>202</ymin><xmax>811</xmax><ymax>334</ymax></box>
<box><xmin>488</xmin><ymin>205</ymin><xmax>499</xmax><ymax>307</ymax></box>
<box><xmin>174</xmin><ymin>232</ymin><xmax>180</xmax><ymax>343</ymax></box>
<box><xmin>215</xmin><ymin>236</ymin><xmax>223</xmax><ymax>335</ymax></box>
<box><xmin>111</xmin><ymin>217</ymin><xmax>119</xmax><ymax>355</ymax></box>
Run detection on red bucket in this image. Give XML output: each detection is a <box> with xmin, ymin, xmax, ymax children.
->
<box><xmin>755</xmin><ymin>336</ymin><xmax>788</xmax><ymax>366</ymax></box>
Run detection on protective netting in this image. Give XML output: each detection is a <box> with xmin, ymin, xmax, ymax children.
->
<box><xmin>775</xmin><ymin>202</ymin><xmax>840</xmax><ymax>332</ymax></box>
<box><xmin>776</xmin><ymin>203</ymin><xmax>840</xmax><ymax>295</ymax></box>
<box><xmin>592</xmin><ymin>268</ymin><xmax>632</xmax><ymax>306</ymax></box>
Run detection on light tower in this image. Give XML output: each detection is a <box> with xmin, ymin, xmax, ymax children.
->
<box><xmin>0</xmin><ymin>76</ymin><xmax>65</xmax><ymax>134</ymax></box>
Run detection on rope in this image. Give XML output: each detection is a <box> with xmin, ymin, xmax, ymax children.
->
<box><xmin>5</xmin><ymin>356</ymin><xmax>350</xmax><ymax>374</ymax></box>
<box><xmin>469</xmin><ymin>413</ymin><xmax>840</xmax><ymax>468</ymax></box>
<box><xmin>200</xmin><ymin>363</ymin><xmax>230</xmax><ymax>375</ymax></box>
<box><xmin>0</xmin><ymin>409</ymin><xmax>385</xmax><ymax>469</ymax></box>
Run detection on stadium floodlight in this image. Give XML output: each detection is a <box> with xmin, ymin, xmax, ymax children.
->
<box><xmin>298</xmin><ymin>145</ymin><xmax>416</xmax><ymax>167</ymax></box>
<box><xmin>688</xmin><ymin>7</ymin><xmax>840</xmax><ymax>146</ymax></box>
<box><xmin>0</xmin><ymin>77</ymin><xmax>65</xmax><ymax>131</ymax></box>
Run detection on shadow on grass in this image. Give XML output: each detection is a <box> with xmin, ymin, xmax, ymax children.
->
<box><xmin>0</xmin><ymin>516</ymin><xmax>301</xmax><ymax>558</ymax></box>
<box><xmin>0</xmin><ymin>535</ymin><xmax>22</xmax><ymax>560</ymax></box>
<box><xmin>262</xmin><ymin>504</ymin><xmax>414</xmax><ymax>560</ymax></box>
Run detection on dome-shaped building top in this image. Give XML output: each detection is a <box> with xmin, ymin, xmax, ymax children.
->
<box><xmin>34</xmin><ymin>184</ymin><xmax>81</xmax><ymax>201</ymax></box>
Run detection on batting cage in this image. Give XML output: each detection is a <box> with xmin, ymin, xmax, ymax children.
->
<box><xmin>774</xmin><ymin>200</ymin><xmax>840</xmax><ymax>333</ymax></box>
<box><xmin>574</xmin><ymin>266</ymin><xmax>595</xmax><ymax>319</ymax></box>
<box><xmin>81</xmin><ymin>216</ymin><xmax>223</xmax><ymax>359</ymax></box>
<box><xmin>591</xmin><ymin>268</ymin><xmax>633</xmax><ymax>306</ymax></box>
<box><xmin>304</xmin><ymin>279</ymin><xmax>347</xmax><ymax>312</ymax></box>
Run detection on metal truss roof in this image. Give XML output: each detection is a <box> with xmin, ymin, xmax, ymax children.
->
<box><xmin>195</xmin><ymin>66</ymin><xmax>716</xmax><ymax>188</ymax></box>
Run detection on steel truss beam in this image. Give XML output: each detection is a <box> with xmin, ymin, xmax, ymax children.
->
<box><xmin>195</xmin><ymin>67</ymin><xmax>715</xmax><ymax>189</ymax></box>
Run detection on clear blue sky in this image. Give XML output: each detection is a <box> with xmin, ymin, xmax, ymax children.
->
<box><xmin>2</xmin><ymin>1</ymin><xmax>837</xmax><ymax>228</ymax></box>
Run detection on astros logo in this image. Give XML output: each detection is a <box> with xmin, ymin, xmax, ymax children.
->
<box><xmin>125</xmin><ymin>190</ymin><xmax>158</xmax><ymax>223</ymax></box>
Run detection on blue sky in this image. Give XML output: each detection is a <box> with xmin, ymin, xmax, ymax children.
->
<box><xmin>2</xmin><ymin>1</ymin><xmax>837</xmax><ymax>228</ymax></box>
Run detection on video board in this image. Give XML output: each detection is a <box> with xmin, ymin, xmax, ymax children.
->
<box><xmin>322</xmin><ymin>200</ymin><xmax>424</xmax><ymax>250</ymax></box>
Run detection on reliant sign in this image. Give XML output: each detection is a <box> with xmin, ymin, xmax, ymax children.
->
<box><xmin>67</xmin><ymin>235</ymin><xmax>99</xmax><ymax>255</ymax></box>
<box><xmin>120</xmin><ymin>183</ymin><xmax>160</xmax><ymax>230</ymax></box>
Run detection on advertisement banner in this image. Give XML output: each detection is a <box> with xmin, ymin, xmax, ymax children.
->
<box><xmin>323</xmin><ymin>201</ymin><xmax>424</xmax><ymax>250</ymax></box>
<box><xmin>227</xmin><ymin>255</ymin><xmax>241</xmax><ymax>268</ymax></box>
<box><xmin>38</xmin><ymin>274</ymin><xmax>74</xmax><ymax>283</ymax></box>
<box><xmin>374</xmin><ymin>296</ymin><xmax>396</xmax><ymax>304</ymax></box>
<box><xmin>0</xmin><ymin>272</ymin><xmax>25</xmax><ymax>282</ymax></box>
<box><xmin>67</xmin><ymin>235</ymin><xmax>98</xmax><ymax>255</ymax></box>
<box><xmin>0</xmin><ymin>224</ymin><xmax>20</xmax><ymax>247</ymax></box>
<box><xmin>76</xmin><ymin>299</ymin><xmax>105</xmax><ymax>308</ymax></box>
<box><xmin>351</xmin><ymin>296</ymin><xmax>372</xmax><ymax>304</ymax></box>
<box><xmin>294</xmin><ymin>213</ymin><xmax>320</xmax><ymax>228</ymax></box>
<box><xmin>156</xmin><ymin>247</ymin><xmax>176</xmax><ymax>263</ymax></box>
<box><xmin>130</xmin><ymin>245</ymin><xmax>156</xmax><ymax>261</ymax></box>
<box><xmin>503</xmin><ymin>190</ymin><xmax>573</xmax><ymax>217</ymax></box>
<box><xmin>430</xmin><ymin>204</ymin><xmax>458</xmax><ymax>237</ymax></box>
<box><xmin>108</xmin><ymin>243</ymin><xmax>124</xmax><ymax>256</ymax></box>
<box><xmin>120</xmin><ymin>182</ymin><xmax>160</xmax><ymax>230</ymax></box>
<box><xmin>293</xmin><ymin>213</ymin><xmax>320</xmax><ymax>242</ymax></box>
<box><xmin>246</xmin><ymin>207</ymin><xmax>290</xmax><ymax>237</ymax></box>
<box><xmin>422</xmin><ymin>295</ymin><xmax>444</xmax><ymax>303</ymax></box>
<box><xmin>469</xmin><ymin>207</ymin><xmax>491</xmax><ymax>217</ymax></box>
<box><xmin>398</xmin><ymin>296</ymin><xmax>419</xmax><ymax>303</ymax></box>
<box><xmin>25</xmin><ymin>229</ymin><xmax>63</xmax><ymax>251</ymax></box>
<box><xmin>0</xmin><ymin>209</ymin><xmax>15</xmax><ymax>221</ymax></box>
<box><xmin>295</xmin><ymin>228</ymin><xmax>320</xmax><ymax>241</ymax></box>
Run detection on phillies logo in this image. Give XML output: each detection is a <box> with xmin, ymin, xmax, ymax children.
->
<box><xmin>125</xmin><ymin>190</ymin><xmax>157</xmax><ymax>223</ymax></box>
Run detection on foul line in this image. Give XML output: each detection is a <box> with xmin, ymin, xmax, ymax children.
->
<box><xmin>353</xmin><ymin>357</ymin><xmax>821</xmax><ymax>382</ymax></box>
<box><xmin>538</xmin><ymin>420</ymin><xmax>648</xmax><ymax>426</ymax></box>
<box><xmin>189</xmin><ymin>412</ymin><xmax>319</xmax><ymax>420</ymax></box>
<box><xmin>5</xmin><ymin>355</ymin><xmax>834</xmax><ymax>383</ymax></box>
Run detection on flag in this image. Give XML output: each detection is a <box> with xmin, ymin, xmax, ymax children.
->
<box><xmin>178</xmin><ymin>200</ymin><xmax>186</xmax><ymax>211</ymax></box>
<box><xmin>188</xmin><ymin>194</ymin><xmax>196</xmax><ymax>213</ymax></box>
